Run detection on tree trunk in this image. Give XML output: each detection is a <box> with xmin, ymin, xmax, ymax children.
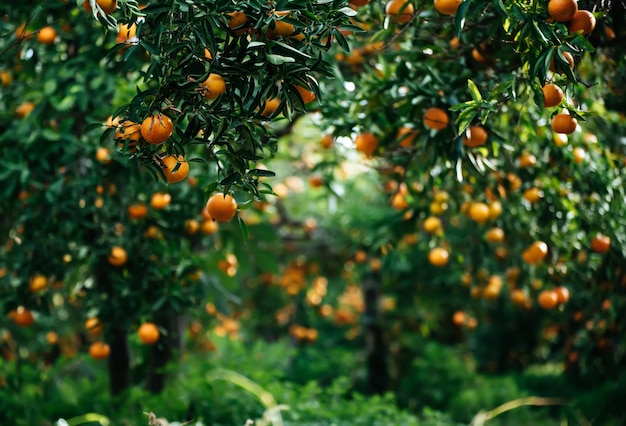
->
<box><xmin>108</xmin><ymin>323</ymin><xmax>131</xmax><ymax>398</ymax></box>
<box><xmin>364</xmin><ymin>270</ymin><xmax>388</xmax><ymax>395</ymax></box>
<box><xmin>146</xmin><ymin>313</ymin><xmax>182</xmax><ymax>394</ymax></box>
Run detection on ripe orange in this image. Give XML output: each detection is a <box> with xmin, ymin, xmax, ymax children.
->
<box><xmin>295</xmin><ymin>82</ymin><xmax>316</xmax><ymax>104</ymax></box>
<box><xmin>510</xmin><ymin>289</ymin><xmax>527</xmax><ymax>306</ymax></box>
<box><xmin>89</xmin><ymin>342</ymin><xmax>111</xmax><ymax>360</ymax></box>
<box><xmin>15</xmin><ymin>101</ymin><xmax>35</xmax><ymax>118</ymax></box>
<box><xmin>116</xmin><ymin>23</ymin><xmax>137</xmax><ymax>43</ymax></box>
<box><xmin>261</xmin><ymin>97</ymin><xmax>281</xmax><ymax>117</ymax></box>
<box><xmin>227</xmin><ymin>11</ymin><xmax>249</xmax><ymax>35</ymax></box>
<box><xmin>428</xmin><ymin>247</ymin><xmax>449</xmax><ymax>267</ymax></box>
<box><xmin>549</xmin><ymin>51</ymin><xmax>574</xmax><ymax>73</ymax></box>
<box><xmin>434</xmin><ymin>0</ymin><xmax>462</xmax><ymax>15</ymax></box>
<box><xmin>37</xmin><ymin>26</ymin><xmax>57</xmax><ymax>44</ymax></box>
<box><xmin>206</xmin><ymin>193</ymin><xmax>238</xmax><ymax>222</ymax></box>
<box><xmin>468</xmin><ymin>202</ymin><xmax>490</xmax><ymax>223</ymax></box>
<box><xmin>84</xmin><ymin>0</ymin><xmax>118</xmax><ymax>14</ymax></box>
<box><xmin>268</xmin><ymin>12</ymin><xmax>295</xmax><ymax>37</ymax></box>
<box><xmin>150</xmin><ymin>192</ymin><xmax>171</xmax><ymax>209</ymax></box>
<box><xmin>542</xmin><ymin>84</ymin><xmax>564</xmax><ymax>108</ymax></box>
<box><xmin>397</xmin><ymin>126</ymin><xmax>417</xmax><ymax>147</ymax></box>
<box><xmin>452</xmin><ymin>310</ymin><xmax>467</xmax><ymax>326</ymax></box>
<box><xmin>46</xmin><ymin>331</ymin><xmax>59</xmax><ymax>345</ymax></box>
<box><xmin>141</xmin><ymin>114</ymin><xmax>173</xmax><ymax>145</ymax></box>
<box><xmin>569</xmin><ymin>10</ymin><xmax>596</xmax><ymax>35</ymax></box>
<box><xmin>354</xmin><ymin>132</ymin><xmax>378</xmax><ymax>157</ymax></box>
<box><xmin>350</xmin><ymin>0</ymin><xmax>370</xmax><ymax>6</ymax></box>
<box><xmin>13</xmin><ymin>306</ymin><xmax>34</xmax><ymax>327</ymax></box>
<box><xmin>201</xmin><ymin>219</ymin><xmax>219</xmax><ymax>234</ymax></box>
<box><xmin>127</xmin><ymin>203</ymin><xmax>148</xmax><ymax>219</ymax></box>
<box><xmin>85</xmin><ymin>317</ymin><xmax>103</xmax><ymax>335</ymax></box>
<box><xmin>523</xmin><ymin>187</ymin><xmax>542</xmax><ymax>203</ymax></box>
<box><xmin>184</xmin><ymin>219</ymin><xmax>200</xmax><ymax>235</ymax></box>
<box><xmin>538</xmin><ymin>290</ymin><xmax>559</xmax><ymax>309</ymax></box>
<box><xmin>590</xmin><ymin>233</ymin><xmax>610</xmax><ymax>254</ymax></box>
<box><xmin>107</xmin><ymin>246</ymin><xmax>128</xmax><ymax>267</ymax></box>
<box><xmin>391</xmin><ymin>193</ymin><xmax>409</xmax><ymax>210</ymax></box>
<box><xmin>0</xmin><ymin>70</ymin><xmax>12</xmax><ymax>86</ymax></box>
<box><xmin>518</xmin><ymin>152</ymin><xmax>537</xmax><ymax>168</ymax></box>
<box><xmin>547</xmin><ymin>0</ymin><xmax>577</xmax><ymax>22</ymax></box>
<box><xmin>95</xmin><ymin>147</ymin><xmax>112</xmax><ymax>164</ymax></box>
<box><xmin>160</xmin><ymin>154</ymin><xmax>189</xmax><ymax>183</ymax></box>
<box><xmin>201</xmin><ymin>73</ymin><xmax>226</xmax><ymax>100</ymax></box>
<box><xmin>423</xmin><ymin>107</ymin><xmax>449</xmax><ymax>130</ymax></box>
<box><xmin>115</xmin><ymin>121</ymin><xmax>142</xmax><ymax>141</ymax></box>
<box><xmin>554</xmin><ymin>286</ymin><xmax>570</xmax><ymax>304</ymax></box>
<box><xmin>29</xmin><ymin>275</ymin><xmax>47</xmax><ymax>293</ymax></box>
<box><xmin>423</xmin><ymin>216</ymin><xmax>442</xmax><ymax>234</ymax></box>
<box><xmin>320</xmin><ymin>134</ymin><xmax>334</xmax><ymax>149</ymax></box>
<box><xmin>551</xmin><ymin>113</ymin><xmax>577</xmax><ymax>134</ymax></box>
<box><xmin>385</xmin><ymin>0</ymin><xmax>415</xmax><ymax>24</ymax></box>
<box><xmin>14</xmin><ymin>24</ymin><xmax>32</xmax><ymax>40</ymax></box>
<box><xmin>522</xmin><ymin>241</ymin><xmax>548</xmax><ymax>264</ymax></box>
<box><xmin>138</xmin><ymin>322</ymin><xmax>160</xmax><ymax>345</ymax></box>
<box><xmin>463</xmin><ymin>126</ymin><xmax>488</xmax><ymax>148</ymax></box>
<box><xmin>572</xmin><ymin>147</ymin><xmax>586</xmax><ymax>164</ymax></box>
<box><xmin>485</xmin><ymin>227</ymin><xmax>505</xmax><ymax>243</ymax></box>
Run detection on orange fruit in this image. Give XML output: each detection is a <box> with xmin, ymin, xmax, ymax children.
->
<box><xmin>107</xmin><ymin>246</ymin><xmax>128</xmax><ymax>267</ymax></box>
<box><xmin>573</xmin><ymin>147</ymin><xmax>586</xmax><ymax>164</ymax></box>
<box><xmin>206</xmin><ymin>193</ymin><xmax>238</xmax><ymax>222</ymax></box>
<box><xmin>397</xmin><ymin>126</ymin><xmax>417</xmax><ymax>147</ymax></box>
<box><xmin>160</xmin><ymin>154</ymin><xmax>189</xmax><ymax>183</ymax></box>
<box><xmin>391</xmin><ymin>193</ymin><xmax>409</xmax><ymax>210</ymax></box>
<box><xmin>350</xmin><ymin>0</ymin><xmax>370</xmax><ymax>6</ymax></box>
<box><xmin>115</xmin><ymin>121</ymin><xmax>142</xmax><ymax>141</ymax></box>
<box><xmin>551</xmin><ymin>113</ymin><xmax>577</xmax><ymax>134</ymax></box>
<box><xmin>29</xmin><ymin>275</ymin><xmax>47</xmax><ymax>293</ymax></box>
<box><xmin>449</xmin><ymin>37</ymin><xmax>461</xmax><ymax>49</ymax></box>
<box><xmin>127</xmin><ymin>203</ymin><xmax>148</xmax><ymax>219</ymax></box>
<box><xmin>523</xmin><ymin>187</ymin><xmax>542</xmax><ymax>203</ymax></box>
<box><xmin>423</xmin><ymin>107</ymin><xmax>449</xmax><ymax>130</ymax></box>
<box><xmin>320</xmin><ymin>134</ymin><xmax>334</xmax><ymax>149</ymax></box>
<box><xmin>385</xmin><ymin>0</ymin><xmax>415</xmax><ymax>24</ymax></box>
<box><xmin>116</xmin><ymin>23</ymin><xmax>137</xmax><ymax>43</ymax></box>
<box><xmin>590</xmin><ymin>233</ymin><xmax>610</xmax><ymax>254</ymax></box>
<box><xmin>547</xmin><ymin>0</ymin><xmax>577</xmax><ymax>22</ymax></box>
<box><xmin>518</xmin><ymin>152</ymin><xmax>537</xmax><ymax>168</ymax></box>
<box><xmin>554</xmin><ymin>286</ymin><xmax>570</xmax><ymax>304</ymax></box>
<box><xmin>522</xmin><ymin>241</ymin><xmax>548</xmax><ymax>264</ymax></box>
<box><xmin>423</xmin><ymin>216</ymin><xmax>442</xmax><ymax>234</ymax></box>
<box><xmin>267</xmin><ymin>12</ymin><xmax>295</xmax><ymax>37</ymax></box>
<box><xmin>510</xmin><ymin>289</ymin><xmax>527</xmax><ymax>306</ymax></box>
<box><xmin>485</xmin><ymin>227</ymin><xmax>505</xmax><ymax>243</ymax></box>
<box><xmin>468</xmin><ymin>202</ymin><xmax>490</xmax><ymax>223</ymax></box>
<box><xmin>227</xmin><ymin>11</ymin><xmax>249</xmax><ymax>35</ymax></box>
<box><xmin>295</xmin><ymin>82</ymin><xmax>316</xmax><ymax>104</ymax></box>
<box><xmin>428</xmin><ymin>247</ymin><xmax>449</xmax><ymax>267</ymax></box>
<box><xmin>138</xmin><ymin>322</ymin><xmax>160</xmax><ymax>345</ymax></box>
<box><xmin>85</xmin><ymin>317</ymin><xmax>103</xmax><ymax>335</ymax></box>
<box><xmin>184</xmin><ymin>219</ymin><xmax>200</xmax><ymax>235</ymax></box>
<box><xmin>260</xmin><ymin>97</ymin><xmax>281</xmax><ymax>117</ymax></box>
<box><xmin>471</xmin><ymin>47</ymin><xmax>490</xmax><ymax>64</ymax></box>
<box><xmin>89</xmin><ymin>342</ymin><xmax>111</xmax><ymax>360</ymax></box>
<box><xmin>150</xmin><ymin>192</ymin><xmax>171</xmax><ymax>209</ymax></box>
<box><xmin>354</xmin><ymin>132</ymin><xmax>378</xmax><ymax>157</ymax></box>
<box><xmin>542</xmin><ymin>84</ymin><xmax>564</xmax><ymax>108</ymax></box>
<box><xmin>85</xmin><ymin>0</ymin><xmax>118</xmax><ymax>14</ymax></box>
<box><xmin>538</xmin><ymin>290</ymin><xmax>559</xmax><ymax>309</ymax></box>
<box><xmin>46</xmin><ymin>331</ymin><xmax>59</xmax><ymax>345</ymax></box>
<box><xmin>549</xmin><ymin>51</ymin><xmax>574</xmax><ymax>73</ymax></box>
<box><xmin>569</xmin><ymin>10</ymin><xmax>596</xmax><ymax>35</ymax></box>
<box><xmin>37</xmin><ymin>26</ymin><xmax>57</xmax><ymax>44</ymax></box>
<box><xmin>201</xmin><ymin>219</ymin><xmax>219</xmax><ymax>234</ymax></box>
<box><xmin>96</xmin><ymin>147</ymin><xmax>112</xmax><ymax>165</ymax></box>
<box><xmin>434</xmin><ymin>0</ymin><xmax>462</xmax><ymax>15</ymax></box>
<box><xmin>201</xmin><ymin>73</ymin><xmax>226</xmax><ymax>100</ymax></box>
<box><xmin>141</xmin><ymin>114</ymin><xmax>173</xmax><ymax>145</ymax></box>
<box><xmin>452</xmin><ymin>310</ymin><xmax>467</xmax><ymax>326</ymax></box>
<box><xmin>15</xmin><ymin>101</ymin><xmax>35</xmax><ymax>118</ymax></box>
<box><xmin>463</xmin><ymin>126</ymin><xmax>488</xmax><ymax>148</ymax></box>
<box><xmin>13</xmin><ymin>307</ymin><xmax>34</xmax><ymax>327</ymax></box>
<box><xmin>14</xmin><ymin>24</ymin><xmax>33</xmax><ymax>40</ymax></box>
<box><xmin>0</xmin><ymin>70</ymin><xmax>12</xmax><ymax>86</ymax></box>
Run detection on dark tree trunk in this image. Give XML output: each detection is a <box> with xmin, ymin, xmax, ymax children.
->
<box><xmin>146</xmin><ymin>313</ymin><xmax>182</xmax><ymax>394</ymax></box>
<box><xmin>108</xmin><ymin>323</ymin><xmax>131</xmax><ymax>398</ymax></box>
<box><xmin>364</xmin><ymin>270</ymin><xmax>388</xmax><ymax>395</ymax></box>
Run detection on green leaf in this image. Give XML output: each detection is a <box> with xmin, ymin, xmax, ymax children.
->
<box><xmin>237</xmin><ymin>216</ymin><xmax>249</xmax><ymax>242</ymax></box>
<box><xmin>267</xmin><ymin>54</ymin><xmax>296</xmax><ymax>65</ymax></box>
<box><xmin>467</xmin><ymin>79</ymin><xmax>482</xmax><ymax>102</ymax></box>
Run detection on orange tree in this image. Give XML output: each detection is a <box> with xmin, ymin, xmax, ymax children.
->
<box><xmin>0</xmin><ymin>0</ymin><xmax>352</xmax><ymax>406</ymax></box>
<box><xmin>289</xmin><ymin>0</ymin><xmax>626</xmax><ymax>414</ymax></box>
